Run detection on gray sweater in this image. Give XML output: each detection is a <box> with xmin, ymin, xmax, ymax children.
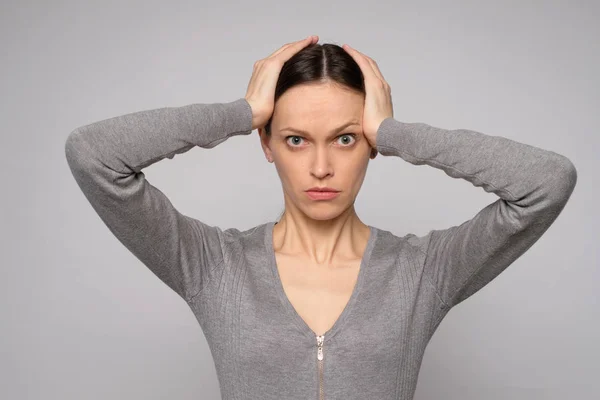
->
<box><xmin>64</xmin><ymin>97</ymin><xmax>577</xmax><ymax>400</ymax></box>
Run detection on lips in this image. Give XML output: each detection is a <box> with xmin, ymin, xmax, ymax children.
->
<box><xmin>306</xmin><ymin>187</ymin><xmax>340</xmax><ymax>192</ymax></box>
<box><xmin>306</xmin><ymin>190</ymin><xmax>340</xmax><ymax>200</ymax></box>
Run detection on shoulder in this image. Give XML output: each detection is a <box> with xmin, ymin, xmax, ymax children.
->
<box><xmin>221</xmin><ymin>222</ymin><xmax>267</xmax><ymax>240</ymax></box>
<box><xmin>217</xmin><ymin>221</ymin><xmax>271</xmax><ymax>256</ymax></box>
<box><xmin>372</xmin><ymin>225</ymin><xmax>433</xmax><ymax>259</ymax></box>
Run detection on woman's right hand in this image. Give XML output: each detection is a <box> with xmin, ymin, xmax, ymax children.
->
<box><xmin>245</xmin><ymin>35</ymin><xmax>319</xmax><ymax>130</ymax></box>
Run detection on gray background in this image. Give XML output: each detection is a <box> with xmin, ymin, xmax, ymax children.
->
<box><xmin>2</xmin><ymin>0</ymin><xmax>597</xmax><ymax>399</ymax></box>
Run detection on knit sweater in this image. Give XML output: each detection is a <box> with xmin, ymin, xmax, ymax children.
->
<box><xmin>64</xmin><ymin>97</ymin><xmax>577</xmax><ymax>400</ymax></box>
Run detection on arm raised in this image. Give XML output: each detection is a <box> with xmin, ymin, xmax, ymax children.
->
<box><xmin>64</xmin><ymin>98</ymin><xmax>254</xmax><ymax>302</ymax></box>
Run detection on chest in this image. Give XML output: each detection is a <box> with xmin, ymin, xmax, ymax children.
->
<box><xmin>273</xmin><ymin>251</ymin><xmax>362</xmax><ymax>336</ymax></box>
<box><xmin>187</xmin><ymin>227</ymin><xmax>446</xmax><ymax>399</ymax></box>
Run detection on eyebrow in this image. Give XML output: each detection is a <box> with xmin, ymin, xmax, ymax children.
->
<box><xmin>279</xmin><ymin>121</ymin><xmax>360</xmax><ymax>138</ymax></box>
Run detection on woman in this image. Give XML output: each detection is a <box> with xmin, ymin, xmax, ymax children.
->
<box><xmin>65</xmin><ymin>35</ymin><xmax>577</xmax><ymax>400</ymax></box>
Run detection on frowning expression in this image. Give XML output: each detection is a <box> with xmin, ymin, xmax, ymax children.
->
<box><xmin>259</xmin><ymin>82</ymin><xmax>376</xmax><ymax>220</ymax></box>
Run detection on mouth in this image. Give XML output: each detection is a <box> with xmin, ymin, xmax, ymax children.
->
<box><xmin>305</xmin><ymin>190</ymin><xmax>341</xmax><ymax>200</ymax></box>
<box><xmin>306</xmin><ymin>187</ymin><xmax>340</xmax><ymax>192</ymax></box>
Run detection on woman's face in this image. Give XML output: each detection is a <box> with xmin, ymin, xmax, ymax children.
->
<box><xmin>259</xmin><ymin>82</ymin><xmax>377</xmax><ymax>221</ymax></box>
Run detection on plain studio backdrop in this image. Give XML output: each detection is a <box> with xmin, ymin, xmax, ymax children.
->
<box><xmin>1</xmin><ymin>1</ymin><xmax>597</xmax><ymax>399</ymax></box>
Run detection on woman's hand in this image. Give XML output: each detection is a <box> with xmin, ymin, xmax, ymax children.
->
<box><xmin>341</xmin><ymin>44</ymin><xmax>394</xmax><ymax>149</ymax></box>
<box><xmin>245</xmin><ymin>35</ymin><xmax>319</xmax><ymax>130</ymax></box>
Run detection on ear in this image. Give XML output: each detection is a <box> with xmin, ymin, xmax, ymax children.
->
<box><xmin>369</xmin><ymin>147</ymin><xmax>378</xmax><ymax>159</ymax></box>
<box><xmin>258</xmin><ymin>127</ymin><xmax>274</xmax><ymax>163</ymax></box>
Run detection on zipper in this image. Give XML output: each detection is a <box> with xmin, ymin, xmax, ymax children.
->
<box><xmin>316</xmin><ymin>334</ymin><xmax>325</xmax><ymax>400</ymax></box>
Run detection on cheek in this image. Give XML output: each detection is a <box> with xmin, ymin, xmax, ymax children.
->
<box><xmin>340</xmin><ymin>150</ymin><xmax>369</xmax><ymax>171</ymax></box>
<box><xmin>341</xmin><ymin>156</ymin><xmax>369</xmax><ymax>190</ymax></box>
<box><xmin>273</xmin><ymin>159</ymin><xmax>305</xmax><ymax>189</ymax></box>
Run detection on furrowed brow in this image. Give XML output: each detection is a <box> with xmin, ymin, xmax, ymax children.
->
<box><xmin>279</xmin><ymin>121</ymin><xmax>360</xmax><ymax>138</ymax></box>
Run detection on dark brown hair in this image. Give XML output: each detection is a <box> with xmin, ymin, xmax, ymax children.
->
<box><xmin>264</xmin><ymin>42</ymin><xmax>365</xmax><ymax>136</ymax></box>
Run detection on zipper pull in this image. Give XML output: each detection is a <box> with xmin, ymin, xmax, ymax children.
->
<box><xmin>316</xmin><ymin>335</ymin><xmax>324</xmax><ymax>361</ymax></box>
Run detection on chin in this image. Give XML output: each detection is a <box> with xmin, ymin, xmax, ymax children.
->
<box><xmin>300</xmin><ymin>201</ymin><xmax>349</xmax><ymax>221</ymax></box>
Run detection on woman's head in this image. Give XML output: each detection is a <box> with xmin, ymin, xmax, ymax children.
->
<box><xmin>258</xmin><ymin>43</ymin><xmax>378</xmax><ymax>222</ymax></box>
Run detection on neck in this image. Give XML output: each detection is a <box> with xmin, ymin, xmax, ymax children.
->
<box><xmin>272</xmin><ymin>208</ymin><xmax>371</xmax><ymax>267</ymax></box>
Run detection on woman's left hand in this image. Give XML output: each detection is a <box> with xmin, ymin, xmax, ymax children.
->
<box><xmin>342</xmin><ymin>44</ymin><xmax>394</xmax><ymax>150</ymax></box>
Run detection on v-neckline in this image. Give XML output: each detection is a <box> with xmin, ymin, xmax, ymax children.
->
<box><xmin>264</xmin><ymin>220</ymin><xmax>378</xmax><ymax>342</ymax></box>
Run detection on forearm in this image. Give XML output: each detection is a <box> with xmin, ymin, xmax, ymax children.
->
<box><xmin>65</xmin><ymin>97</ymin><xmax>254</xmax><ymax>174</ymax></box>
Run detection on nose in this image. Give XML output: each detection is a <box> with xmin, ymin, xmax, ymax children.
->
<box><xmin>309</xmin><ymin>147</ymin><xmax>334</xmax><ymax>179</ymax></box>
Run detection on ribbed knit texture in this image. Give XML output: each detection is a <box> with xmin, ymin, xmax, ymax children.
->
<box><xmin>65</xmin><ymin>97</ymin><xmax>577</xmax><ymax>399</ymax></box>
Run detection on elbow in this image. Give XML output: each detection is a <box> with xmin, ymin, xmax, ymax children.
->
<box><xmin>557</xmin><ymin>155</ymin><xmax>577</xmax><ymax>195</ymax></box>
<box><xmin>64</xmin><ymin>128</ymin><xmax>92</xmax><ymax>171</ymax></box>
<box><xmin>547</xmin><ymin>155</ymin><xmax>578</xmax><ymax>205</ymax></box>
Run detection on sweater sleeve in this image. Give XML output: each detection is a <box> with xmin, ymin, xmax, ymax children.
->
<box><xmin>64</xmin><ymin>97</ymin><xmax>254</xmax><ymax>303</ymax></box>
<box><xmin>375</xmin><ymin>117</ymin><xmax>578</xmax><ymax>309</ymax></box>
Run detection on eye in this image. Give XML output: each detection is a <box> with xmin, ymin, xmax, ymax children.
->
<box><xmin>286</xmin><ymin>135</ymin><xmax>305</xmax><ymax>147</ymax></box>
<box><xmin>336</xmin><ymin>133</ymin><xmax>357</xmax><ymax>146</ymax></box>
<box><xmin>285</xmin><ymin>134</ymin><xmax>357</xmax><ymax>148</ymax></box>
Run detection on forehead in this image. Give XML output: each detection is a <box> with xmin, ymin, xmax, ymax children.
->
<box><xmin>272</xmin><ymin>83</ymin><xmax>364</xmax><ymax>130</ymax></box>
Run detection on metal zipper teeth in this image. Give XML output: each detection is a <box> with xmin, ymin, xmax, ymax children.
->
<box><xmin>317</xmin><ymin>334</ymin><xmax>325</xmax><ymax>400</ymax></box>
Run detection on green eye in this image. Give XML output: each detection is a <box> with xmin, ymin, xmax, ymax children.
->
<box><xmin>285</xmin><ymin>134</ymin><xmax>357</xmax><ymax>147</ymax></box>
<box><xmin>337</xmin><ymin>134</ymin><xmax>357</xmax><ymax>146</ymax></box>
<box><xmin>286</xmin><ymin>136</ymin><xmax>304</xmax><ymax>146</ymax></box>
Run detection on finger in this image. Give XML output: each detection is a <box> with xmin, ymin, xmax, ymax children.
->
<box><xmin>269</xmin><ymin>35</ymin><xmax>316</xmax><ymax>59</ymax></box>
<box><xmin>363</xmin><ymin>56</ymin><xmax>386</xmax><ymax>84</ymax></box>
<box><xmin>345</xmin><ymin>44</ymin><xmax>390</xmax><ymax>90</ymax></box>
<box><xmin>268</xmin><ymin>41</ymin><xmax>296</xmax><ymax>58</ymax></box>
<box><xmin>267</xmin><ymin>42</ymin><xmax>294</xmax><ymax>59</ymax></box>
<box><xmin>275</xmin><ymin>35</ymin><xmax>317</xmax><ymax>58</ymax></box>
<box><xmin>342</xmin><ymin>43</ymin><xmax>378</xmax><ymax>81</ymax></box>
<box><xmin>347</xmin><ymin>45</ymin><xmax>385</xmax><ymax>83</ymax></box>
<box><xmin>275</xmin><ymin>35</ymin><xmax>318</xmax><ymax>62</ymax></box>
